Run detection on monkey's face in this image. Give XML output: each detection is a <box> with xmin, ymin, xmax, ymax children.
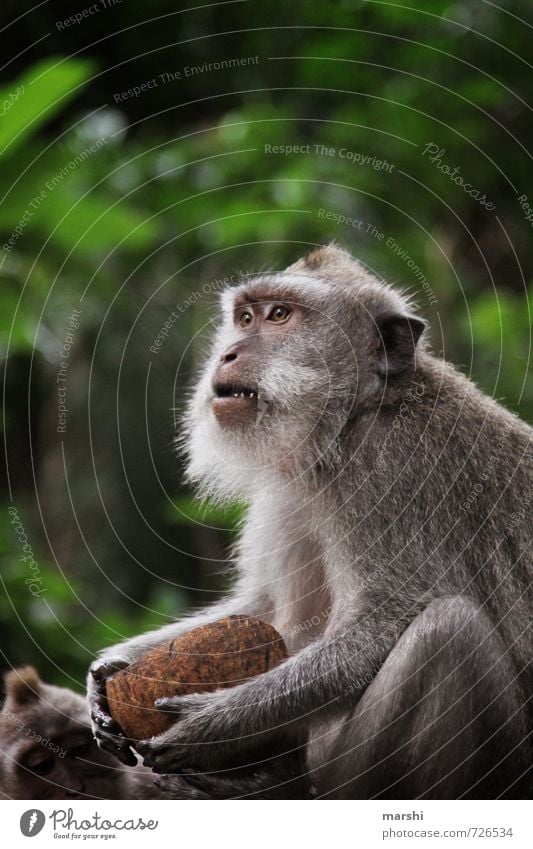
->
<box><xmin>0</xmin><ymin>669</ymin><xmax>134</xmax><ymax>800</ymax></box>
<box><xmin>210</xmin><ymin>290</ymin><xmax>309</xmax><ymax>427</ymax></box>
<box><xmin>185</xmin><ymin>273</ymin><xmax>360</xmax><ymax>492</ymax></box>
<box><xmin>184</xmin><ymin>251</ymin><xmax>425</xmax><ymax>496</ymax></box>
<box><xmin>209</xmin><ymin>278</ymin><xmax>350</xmax><ymax>434</ymax></box>
<box><xmin>8</xmin><ymin>726</ymin><xmax>120</xmax><ymax>800</ymax></box>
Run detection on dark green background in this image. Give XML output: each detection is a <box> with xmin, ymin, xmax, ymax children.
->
<box><xmin>0</xmin><ymin>0</ymin><xmax>531</xmax><ymax>691</ymax></box>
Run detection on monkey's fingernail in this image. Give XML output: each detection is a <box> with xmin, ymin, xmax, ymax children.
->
<box><xmin>155</xmin><ymin>698</ymin><xmax>176</xmax><ymax>712</ymax></box>
<box><xmin>94</xmin><ymin>716</ymin><xmax>119</xmax><ymax>732</ymax></box>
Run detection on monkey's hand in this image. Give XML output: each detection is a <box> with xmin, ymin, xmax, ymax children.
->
<box><xmin>136</xmin><ymin>691</ymin><xmax>243</xmax><ymax>773</ymax></box>
<box><xmin>87</xmin><ymin>656</ymin><xmax>137</xmax><ymax>767</ymax></box>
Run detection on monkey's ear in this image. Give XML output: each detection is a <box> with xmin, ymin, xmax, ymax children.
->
<box><xmin>375</xmin><ymin>314</ymin><xmax>426</xmax><ymax>376</ymax></box>
<box><xmin>3</xmin><ymin>667</ymin><xmax>42</xmax><ymax>709</ymax></box>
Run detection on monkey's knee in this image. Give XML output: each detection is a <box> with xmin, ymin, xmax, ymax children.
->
<box><xmin>322</xmin><ymin>596</ymin><xmax>530</xmax><ymax>799</ymax></box>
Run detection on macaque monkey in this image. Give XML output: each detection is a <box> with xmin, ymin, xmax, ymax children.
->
<box><xmin>89</xmin><ymin>244</ymin><xmax>532</xmax><ymax>799</ymax></box>
<box><xmin>0</xmin><ymin>667</ymin><xmax>160</xmax><ymax>799</ymax></box>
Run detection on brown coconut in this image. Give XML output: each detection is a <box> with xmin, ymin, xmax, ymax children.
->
<box><xmin>106</xmin><ymin>615</ymin><xmax>287</xmax><ymax>740</ymax></box>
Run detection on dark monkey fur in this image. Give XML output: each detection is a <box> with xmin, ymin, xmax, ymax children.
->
<box><xmin>0</xmin><ymin>667</ymin><xmax>161</xmax><ymax>799</ymax></box>
<box><xmin>89</xmin><ymin>244</ymin><xmax>532</xmax><ymax>799</ymax></box>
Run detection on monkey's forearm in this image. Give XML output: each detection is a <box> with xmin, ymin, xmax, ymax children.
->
<box><xmin>215</xmin><ymin>615</ymin><xmax>404</xmax><ymax>735</ymax></box>
<box><xmin>137</xmin><ymin>622</ymin><xmax>394</xmax><ymax>773</ymax></box>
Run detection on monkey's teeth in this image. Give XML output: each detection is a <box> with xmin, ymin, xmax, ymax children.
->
<box><xmin>221</xmin><ymin>387</ymin><xmax>258</xmax><ymax>400</ymax></box>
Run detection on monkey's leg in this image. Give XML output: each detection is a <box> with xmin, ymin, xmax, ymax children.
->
<box><xmin>319</xmin><ymin>596</ymin><xmax>531</xmax><ymax>800</ymax></box>
<box><xmin>154</xmin><ymin>750</ymin><xmax>312</xmax><ymax>799</ymax></box>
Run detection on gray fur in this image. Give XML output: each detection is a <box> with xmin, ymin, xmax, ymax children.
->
<box><xmin>0</xmin><ymin>667</ymin><xmax>160</xmax><ymax>799</ymax></box>
<box><xmin>88</xmin><ymin>244</ymin><xmax>532</xmax><ymax>798</ymax></box>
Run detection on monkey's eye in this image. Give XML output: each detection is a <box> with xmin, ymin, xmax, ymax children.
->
<box><xmin>239</xmin><ymin>310</ymin><xmax>253</xmax><ymax>328</ymax></box>
<box><xmin>268</xmin><ymin>304</ymin><xmax>291</xmax><ymax>323</ymax></box>
<box><xmin>25</xmin><ymin>756</ymin><xmax>55</xmax><ymax>776</ymax></box>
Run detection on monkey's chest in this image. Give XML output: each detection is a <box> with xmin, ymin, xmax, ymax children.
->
<box><xmin>271</xmin><ymin>557</ymin><xmax>332</xmax><ymax>654</ymax></box>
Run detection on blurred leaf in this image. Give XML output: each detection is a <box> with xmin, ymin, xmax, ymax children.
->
<box><xmin>30</xmin><ymin>186</ymin><xmax>159</xmax><ymax>253</ymax></box>
<box><xmin>0</xmin><ymin>281</ymin><xmax>35</xmax><ymax>355</ymax></box>
<box><xmin>0</xmin><ymin>57</ymin><xmax>95</xmax><ymax>158</ymax></box>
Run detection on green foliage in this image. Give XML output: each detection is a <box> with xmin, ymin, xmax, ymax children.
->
<box><xmin>0</xmin><ymin>506</ymin><xmax>187</xmax><ymax>690</ymax></box>
<box><xmin>1</xmin><ymin>1</ymin><xmax>532</xmax><ymax>687</ymax></box>
<box><xmin>0</xmin><ymin>57</ymin><xmax>94</xmax><ymax>157</ymax></box>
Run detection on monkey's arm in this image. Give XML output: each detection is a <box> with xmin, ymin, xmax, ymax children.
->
<box><xmin>138</xmin><ymin>603</ymin><xmax>416</xmax><ymax>772</ymax></box>
<box><xmin>88</xmin><ymin>585</ymin><xmax>268</xmax><ymax>764</ymax></box>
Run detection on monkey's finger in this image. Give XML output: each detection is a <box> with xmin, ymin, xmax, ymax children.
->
<box><xmin>93</xmin><ymin>726</ymin><xmax>128</xmax><ymax>748</ymax></box>
<box><xmin>95</xmin><ymin>729</ymin><xmax>137</xmax><ymax>766</ymax></box>
<box><xmin>134</xmin><ymin>739</ymin><xmax>154</xmax><ymax>758</ymax></box>
<box><xmin>90</xmin><ymin>657</ymin><xmax>129</xmax><ymax>684</ymax></box>
<box><xmin>146</xmin><ymin>753</ymin><xmax>187</xmax><ymax>774</ymax></box>
<box><xmin>115</xmin><ymin>749</ymin><xmax>138</xmax><ymax>767</ymax></box>
<box><xmin>154</xmin><ymin>696</ymin><xmax>185</xmax><ymax>715</ymax></box>
<box><xmin>155</xmin><ymin>692</ymin><xmax>212</xmax><ymax>716</ymax></box>
<box><xmin>136</xmin><ymin>740</ymin><xmax>188</xmax><ymax>773</ymax></box>
<box><xmin>90</xmin><ymin>704</ymin><xmax>122</xmax><ymax>731</ymax></box>
<box><xmin>98</xmin><ymin>741</ymin><xmax>137</xmax><ymax>767</ymax></box>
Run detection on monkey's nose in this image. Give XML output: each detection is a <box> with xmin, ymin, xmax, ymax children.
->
<box><xmin>220</xmin><ymin>344</ymin><xmax>240</xmax><ymax>364</ymax></box>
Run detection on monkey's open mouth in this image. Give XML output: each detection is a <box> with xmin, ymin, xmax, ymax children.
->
<box><xmin>213</xmin><ymin>382</ymin><xmax>258</xmax><ymax>400</ymax></box>
<box><xmin>211</xmin><ymin>382</ymin><xmax>259</xmax><ymax>424</ymax></box>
